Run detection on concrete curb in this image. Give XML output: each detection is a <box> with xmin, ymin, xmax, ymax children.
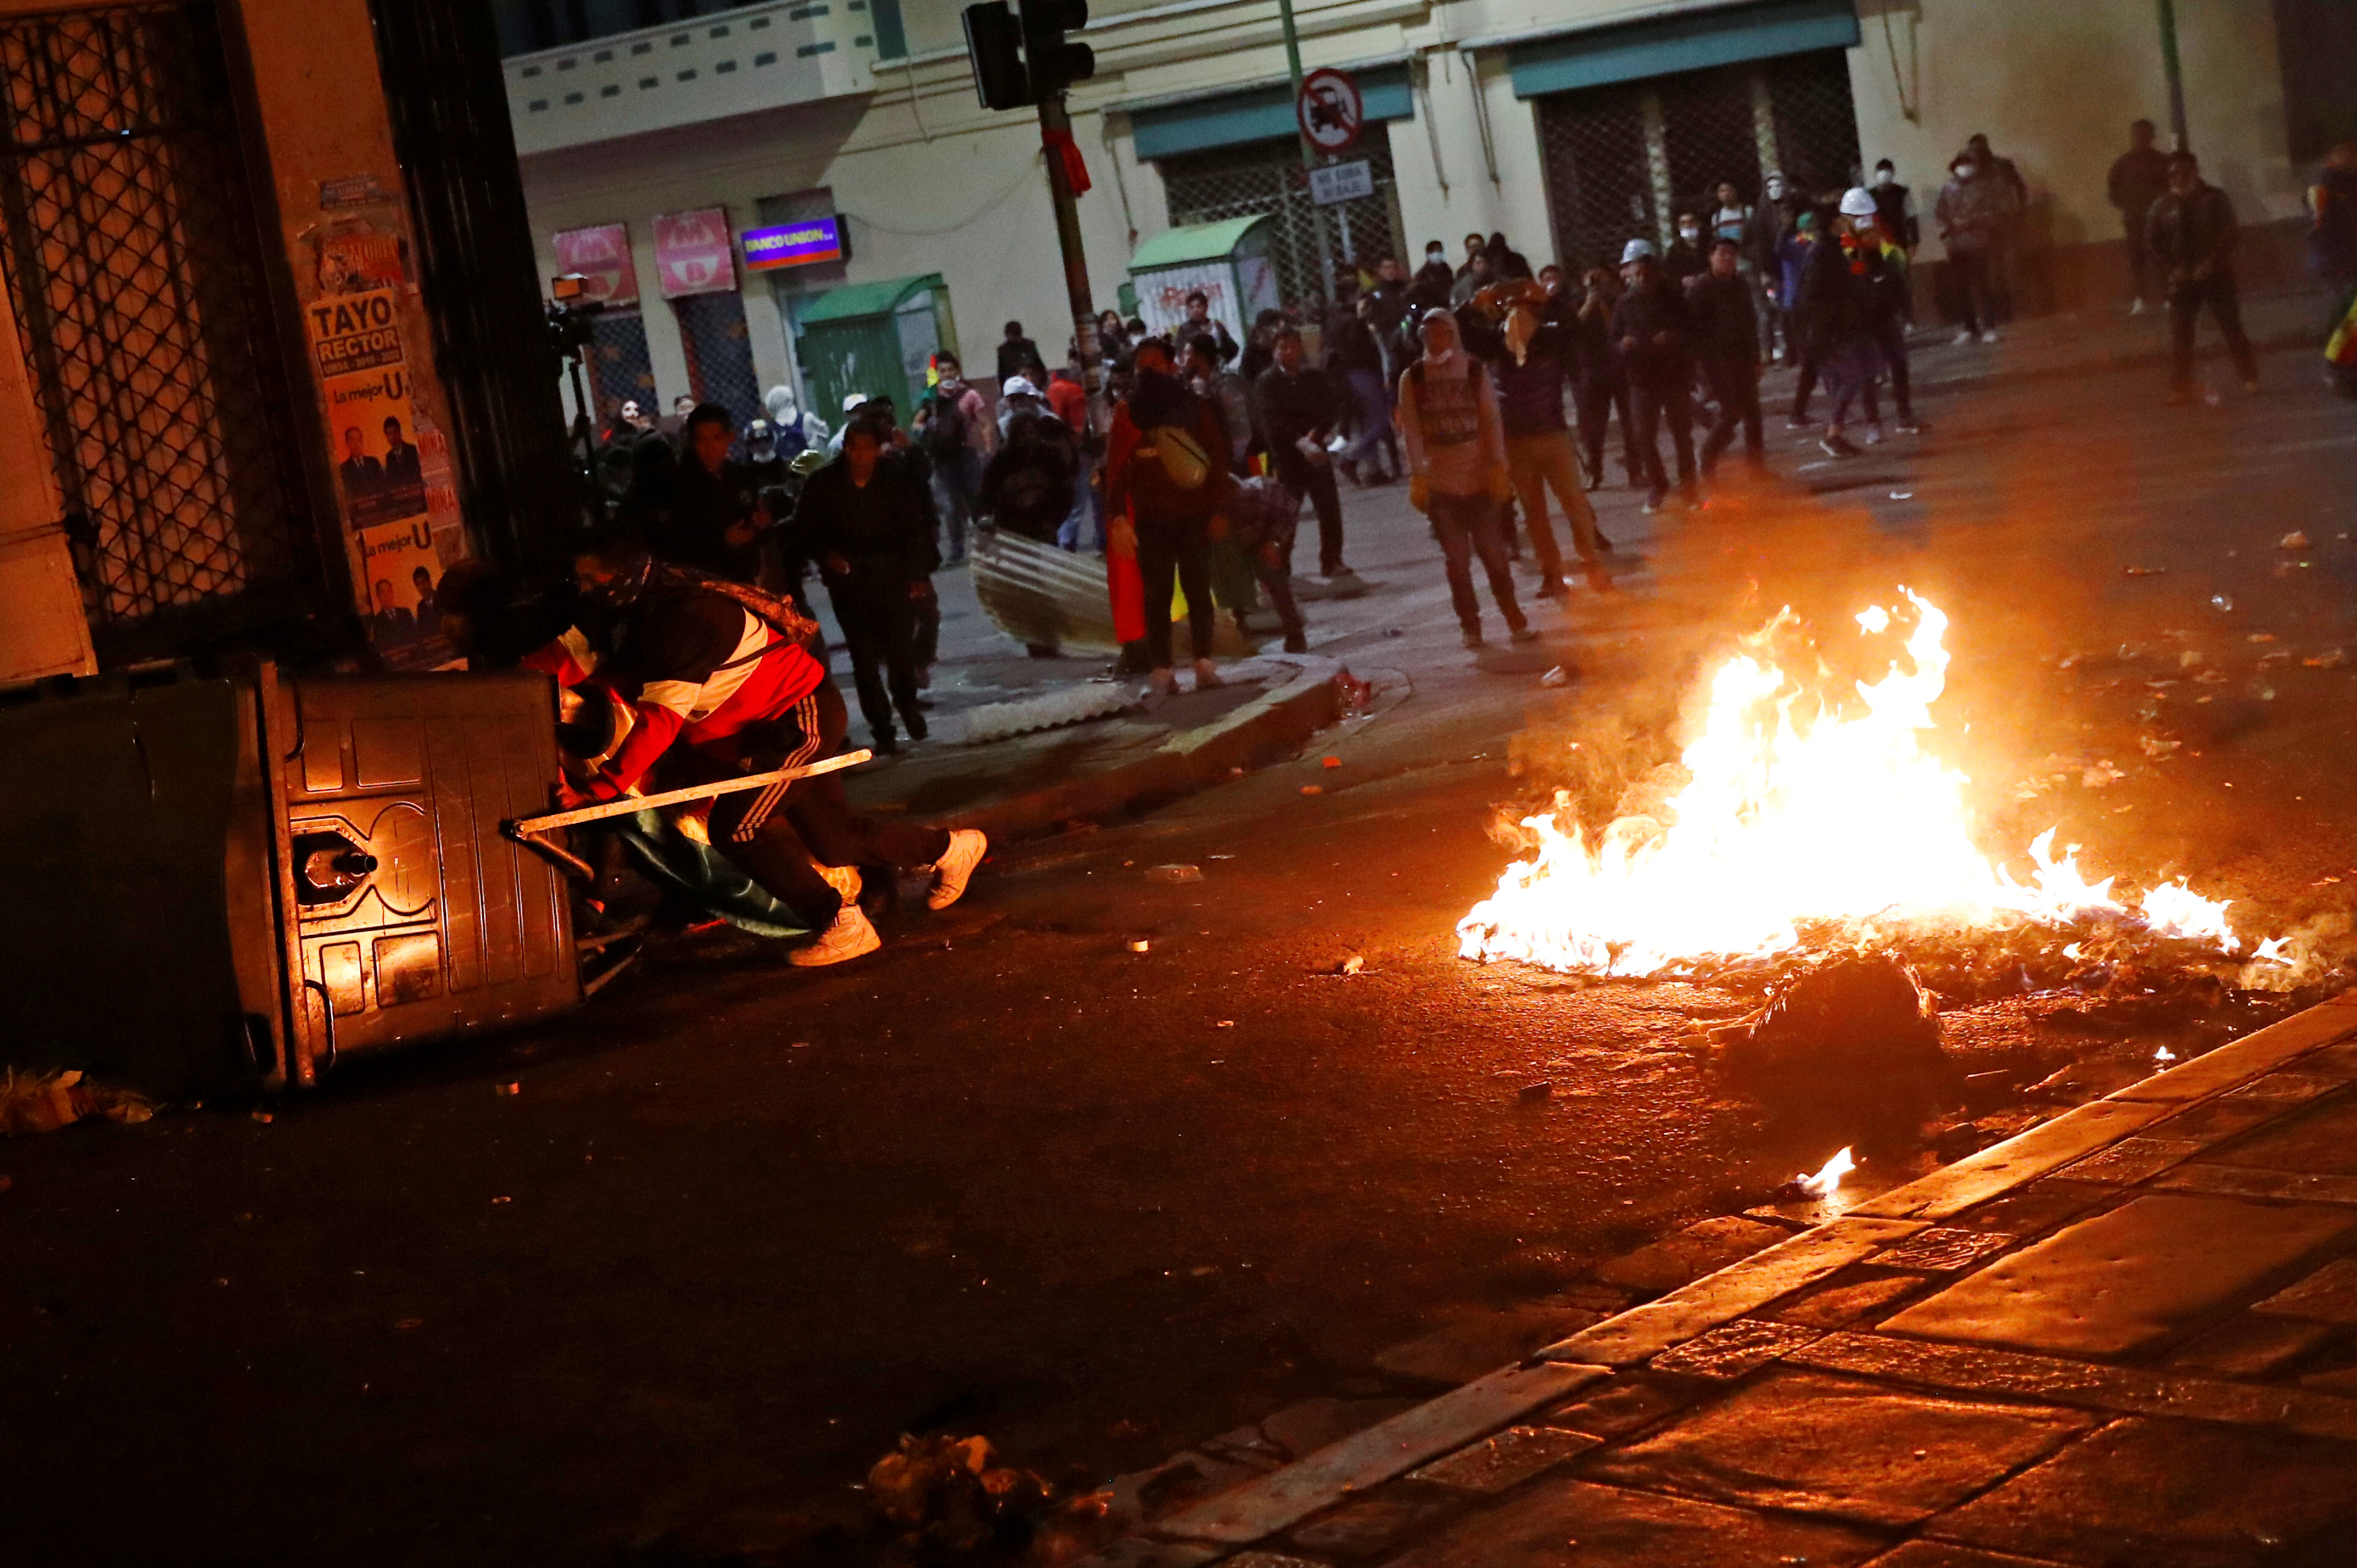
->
<box><xmin>941</xmin><ymin>656</ymin><xmax>1346</xmax><ymax>842</ymax></box>
<box><xmin>1077</xmin><ymin>990</ymin><xmax>2357</xmax><ymax>1567</ymax></box>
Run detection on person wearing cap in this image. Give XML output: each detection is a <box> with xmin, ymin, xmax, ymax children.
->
<box><xmin>1396</xmin><ymin>307</ymin><xmax>1535</xmax><ymax>650</ymax></box>
<box><xmin>1610</xmin><ymin>237</ymin><xmax>1697</xmax><ymax>513</ymax></box>
<box><xmin>828</xmin><ymin>392</ymin><xmax>868</xmax><ymax>455</ymax></box>
<box><xmin>996</xmin><ymin>374</ymin><xmax>1046</xmax><ymax>441</ymax></box>
<box><xmin>1803</xmin><ymin>194</ymin><xmax>1887</xmax><ymax>457</ymax></box>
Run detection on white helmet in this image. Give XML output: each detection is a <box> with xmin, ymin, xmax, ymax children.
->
<box><xmin>1001</xmin><ymin>376</ymin><xmax>1040</xmax><ymax>399</ymax></box>
<box><xmin>1839</xmin><ymin>186</ymin><xmax>1879</xmax><ymax>218</ymax></box>
<box><xmin>1620</xmin><ymin>237</ymin><xmax>1657</xmax><ymax>264</ymax></box>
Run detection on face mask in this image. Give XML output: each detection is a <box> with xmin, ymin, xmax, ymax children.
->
<box><xmin>1679</xmin><ymin>226</ymin><xmax>1700</xmax><ymax>242</ymax></box>
<box><xmin>1767</xmin><ymin>181</ymin><xmax>1785</xmax><ymax>197</ymax></box>
<box><xmin>1874</xmin><ymin>170</ymin><xmax>1893</xmax><ymax>186</ymax></box>
<box><xmin>1955</xmin><ymin>166</ymin><xmax>1975</xmax><ymax>181</ymax></box>
<box><xmin>581</xmin><ymin>554</ymin><xmax>652</xmax><ymax>614</ymax></box>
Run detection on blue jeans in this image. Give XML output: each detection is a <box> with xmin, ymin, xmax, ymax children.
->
<box><xmin>1342</xmin><ymin>368</ymin><xmax>1398</xmax><ymax>477</ymax></box>
<box><xmin>1058</xmin><ymin>449</ymin><xmax>1105</xmax><ymax>551</ymax></box>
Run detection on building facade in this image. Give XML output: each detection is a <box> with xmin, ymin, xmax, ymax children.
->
<box><xmin>500</xmin><ymin>0</ymin><xmax>2340</xmax><ymax>428</ymax></box>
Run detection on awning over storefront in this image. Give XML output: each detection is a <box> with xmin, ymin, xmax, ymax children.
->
<box><xmin>795</xmin><ymin>271</ymin><xmax>941</xmax><ymax>324</ymax></box>
<box><xmin>1130</xmin><ymin>63</ymin><xmax>1413</xmax><ymax>160</ymax></box>
<box><xmin>1504</xmin><ymin>0</ymin><xmax>1861</xmax><ymax>100</ymax></box>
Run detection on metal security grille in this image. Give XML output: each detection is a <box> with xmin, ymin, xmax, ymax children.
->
<box><xmin>587</xmin><ymin>309</ymin><xmax>656</xmax><ymax>421</ymax></box>
<box><xmin>0</xmin><ymin>2</ymin><xmax>322</xmax><ymax>659</ymax></box>
<box><xmin>674</xmin><ymin>290</ymin><xmax>762</xmax><ymax>425</ymax></box>
<box><xmin>1159</xmin><ymin>135</ymin><xmax>1406</xmax><ymax>312</ymax></box>
<box><xmin>1537</xmin><ymin>49</ymin><xmax>1860</xmax><ymax>273</ymax></box>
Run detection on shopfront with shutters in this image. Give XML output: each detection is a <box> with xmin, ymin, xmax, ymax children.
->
<box><xmin>1132</xmin><ymin>67</ymin><xmax>1413</xmax><ymax>312</ymax></box>
<box><xmin>1508</xmin><ymin>0</ymin><xmax>1863</xmax><ymax>273</ymax></box>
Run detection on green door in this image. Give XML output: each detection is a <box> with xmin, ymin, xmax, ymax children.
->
<box><xmin>797</xmin><ymin>317</ymin><xmax>905</xmax><ymax>430</ymax></box>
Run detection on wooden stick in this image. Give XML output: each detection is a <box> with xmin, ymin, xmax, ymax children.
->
<box><xmin>503</xmin><ymin>749</ymin><xmax>872</xmax><ymax>837</ymax></box>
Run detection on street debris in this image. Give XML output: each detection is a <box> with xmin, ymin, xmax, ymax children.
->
<box><xmin>1517</xmin><ymin>1080</ymin><xmax>1554</xmax><ymax>1104</ymax></box>
<box><xmin>1300</xmin><ymin>784</ymin><xmax>1323</xmax><ymax>796</ymax></box>
<box><xmin>2249</xmin><ymin>632</ymin><xmax>2278</xmax><ymax>643</ymax></box>
<box><xmin>1127</xmin><ymin>938</ymin><xmax>1151</xmax><ymax>953</ymax></box>
<box><xmin>1333</xmin><ymin>668</ymin><xmax>1373</xmax><ymax>712</ymax></box>
<box><xmin>0</xmin><ymin>1068</ymin><xmax>153</xmax><ymax>1136</ymax></box>
<box><xmin>1710</xmin><ymin>953</ymin><xmax>1945</xmax><ymax>1085</ymax></box>
<box><xmin>1146</xmin><ymin>864</ymin><xmax>1202</xmax><ymax>883</ymax></box>
<box><xmin>1541</xmin><ymin>665</ymin><xmax>1571</xmax><ymax>687</ymax></box>
<box><xmin>2280</xmin><ymin>531</ymin><xmax>2311</xmax><ymax>550</ymax></box>
<box><xmin>862</xmin><ymin>1432</ymin><xmax>1111</xmax><ymax>1560</ymax></box>
<box><xmin>1889</xmin><ymin>490</ymin><xmax>1914</xmax><ymax>500</ymax></box>
<box><xmin>1338</xmin><ymin>954</ymin><xmax>1365</xmax><ymax>976</ymax></box>
<box><xmin>2210</xmin><ymin>594</ymin><xmax>2234</xmax><ymax>612</ymax></box>
<box><xmin>2081</xmin><ymin>759</ymin><xmax>2127</xmax><ymax>788</ymax></box>
<box><xmin>1322</xmin><ymin>755</ymin><xmax>1342</xmax><ymax>769</ymax></box>
<box><xmin>496</xmin><ymin>1082</ymin><xmax>520</xmax><ymax>1097</ymax></box>
<box><xmin>2138</xmin><ymin>735</ymin><xmax>2181</xmax><ymax>761</ymax></box>
<box><xmin>2307</xmin><ymin>649</ymin><xmax>2348</xmax><ymax>668</ymax></box>
<box><xmin>2123</xmin><ymin>565</ymin><xmax>2165</xmax><ymax>576</ymax></box>
<box><xmin>251</xmin><ymin>1109</ymin><xmax>273</xmax><ymax>1124</ymax></box>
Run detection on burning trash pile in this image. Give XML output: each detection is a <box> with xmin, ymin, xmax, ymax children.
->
<box><xmin>1457</xmin><ymin>592</ymin><xmax>2345</xmax><ymax>1012</ymax></box>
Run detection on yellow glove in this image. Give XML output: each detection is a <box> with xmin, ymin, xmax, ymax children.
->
<box><xmin>1407</xmin><ymin>474</ymin><xmax>1430</xmax><ymax>514</ymax></box>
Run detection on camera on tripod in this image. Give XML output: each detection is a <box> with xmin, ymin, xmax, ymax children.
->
<box><xmin>545</xmin><ymin>271</ymin><xmax>604</xmax><ymax>360</ymax></box>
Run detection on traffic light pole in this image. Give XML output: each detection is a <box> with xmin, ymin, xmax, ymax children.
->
<box><xmin>1276</xmin><ymin>0</ymin><xmax>1333</xmax><ymax>310</ymax></box>
<box><xmin>1037</xmin><ymin>89</ymin><xmax>1104</xmax><ymax>422</ymax></box>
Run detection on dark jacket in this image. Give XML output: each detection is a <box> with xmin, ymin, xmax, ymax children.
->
<box><xmin>1253</xmin><ymin>364</ymin><xmax>1342</xmax><ymax>455</ymax></box>
<box><xmin>996</xmin><ymin>336</ymin><xmax>1043</xmax><ymax>382</ymax></box>
<box><xmin>790</xmin><ymin>455</ymin><xmax>937</xmax><ymax>583</ymax></box>
<box><xmin>1685</xmin><ymin>270</ymin><xmax>1759</xmax><ymax>363</ymax></box>
<box><xmin>1798</xmin><ymin>231</ymin><xmax>1868</xmax><ymax>356</ymax></box>
<box><xmin>1182</xmin><ymin>316</ymin><xmax>1239</xmax><ymax>364</ymax></box>
<box><xmin>1571</xmin><ymin>289</ymin><xmax>1621</xmax><ymax>385</ymax></box>
<box><xmin>1485</xmin><ymin>315</ymin><xmax>1577</xmax><ymax>438</ymax></box>
<box><xmin>2107</xmin><ymin>146</ymin><xmax>2171</xmax><ymax>225</ymax></box>
<box><xmin>1608</xmin><ymin>275</ymin><xmax>1692</xmax><ymax>382</ymax></box>
<box><xmin>979</xmin><ymin>415</ymin><xmax>1078</xmax><ymax>544</ymax></box>
<box><xmin>2146</xmin><ymin>182</ymin><xmax>2241</xmax><ymax>282</ymax></box>
<box><xmin>1325</xmin><ymin>314</ymin><xmax>1387</xmax><ymax>378</ymax></box>
<box><xmin>659</xmin><ymin>458</ymin><xmax>769</xmax><ymax>583</ymax></box>
<box><xmin>1869</xmin><ymin>183</ymin><xmax>1918</xmax><ymax>250</ymax></box>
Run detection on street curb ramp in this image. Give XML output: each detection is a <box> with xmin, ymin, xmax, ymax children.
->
<box><xmin>944</xmin><ymin>656</ymin><xmax>1345</xmax><ymax>842</ymax></box>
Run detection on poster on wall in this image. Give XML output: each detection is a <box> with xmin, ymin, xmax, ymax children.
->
<box><xmin>654</xmin><ymin>208</ymin><xmax>737</xmax><ymax>298</ymax></box>
<box><xmin>1133</xmin><ymin>262</ymin><xmax>1246</xmax><ymax>345</ymax></box>
<box><xmin>306</xmin><ymin>287</ymin><xmax>447</xmax><ymax>653</ymax></box>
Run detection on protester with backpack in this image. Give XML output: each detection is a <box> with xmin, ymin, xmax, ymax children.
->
<box><xmin>918</xmin><ymin>354</ymin><xmax>993</xmax><ymax>567</ymax></box>
<box><xmin>1105</xmin><ymin>337</ymin><xmax>1235</xmax><ymax>695</ymax></box>
<box><xmin>1396</xmin><ymin>309</ymin><xmax>1537</xmax><ymax>650</ymax></box>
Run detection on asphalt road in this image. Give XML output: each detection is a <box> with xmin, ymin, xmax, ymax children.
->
<box><xmin>4</xmin><ymin>315</ymin><xmax>2356</xmax><ymax>1566</ymax></box>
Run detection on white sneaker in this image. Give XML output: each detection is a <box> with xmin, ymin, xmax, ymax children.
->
<box><xmin>2130</xmin><ymin>297</ymin><xmax>2148</xmax><ymax>315</ymax></box>
<box><xmin>1953</xmin><ymin>328</ymin><xmax>1976</xmax><ymax>345</ymax></box>
<box><xmin>926</xmin><ymin>828</ymin><xmax>988</xmax><ymax>911</ymax></box>
<box><xmin>788</xmin><ymin>901</ymin><xmax>880</xmax><ymax>966</ymax></box>
<box><xmin>1863</xmin><ymin>422</ymin><xmax>1885</xmax><ymax>446</ymax></box>
<box><xmin>1193</xmin><ymin>657</ymin><xmax>1225</xmax><ymax>690</ymax></box>
<box><xmin>1979</xmin><ymin>329</ymin><xmax>1999</xmax><ymax>345</ymax></box>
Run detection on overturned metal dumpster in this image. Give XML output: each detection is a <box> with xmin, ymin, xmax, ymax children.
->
<box><xmin>0</xmin><ymin>662</ymin><xmax>576</xmax><ymax>1097</ymax></box>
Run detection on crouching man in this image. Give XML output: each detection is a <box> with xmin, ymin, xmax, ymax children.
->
<box><xmin>530</xmin><ymin>520</ymin><xmax>986</xmax><ymax>965</ymax></box>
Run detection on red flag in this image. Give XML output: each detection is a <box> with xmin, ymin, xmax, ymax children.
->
<box><xmin>1043</xmin><ymin>127</ymin><xmax>1093</xmax><ymax>196</ymax></box>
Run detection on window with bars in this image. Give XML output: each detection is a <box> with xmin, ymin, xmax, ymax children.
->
<box><xmin>673</xmin><ymin>289</ymin><xmax>763</xmax><ymax>425</ymax></box>
<box><xmin>586</xmin><ymin>309</ymin><xmax>657</xmax><ymax>422</ymax></box>
<box><xmin>1158</xmin><ymin>135</ymin><xmax>1406</xmax><ymax>312</ymax></box>
<box><xmin>0</xmin><ymin>2</ymin><xmax>328</xmax><ymax>664</ymax></box>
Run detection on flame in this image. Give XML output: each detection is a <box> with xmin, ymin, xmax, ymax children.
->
<box><xmin>1458</xmin><ymin>592</ymin><xmax>2256</xmax><ymax>974</ymax></box>
<box><xmin>1797</xmin><ymin>1146</ymin><xmax>1855</xmax><ymax>1199</ymax></box>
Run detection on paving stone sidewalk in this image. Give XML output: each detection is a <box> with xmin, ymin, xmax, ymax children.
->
<box><xmin>1085</xmin><ymin>994</ymin><xmax>2357</xmax><ymax>1567</ymax></box>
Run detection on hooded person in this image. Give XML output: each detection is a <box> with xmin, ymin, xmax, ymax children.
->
<box><xmin>765</xmin><ymin>385</ymin><xmax>825</xmax><ymax>458</ymax></box>
<box><xmin>1104</xmin><ymin>336</ymin><xmax>1236</xmax><ymax>693</ymax></box>
<box><xmin>1395</xmin><ymin>308</ymin><xmax>1535</xmax><ymax>650</ymax></box>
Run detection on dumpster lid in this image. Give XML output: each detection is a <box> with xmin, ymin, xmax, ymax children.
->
<box><xmin>797</xmin><ymin>273</ymin><xmax>942</xmax><ymax>325</ymax></box>
<box><xmin>1127</xmin><ymin>216</ymin><xmax>1269</xmax><ymax>275</ymax></box>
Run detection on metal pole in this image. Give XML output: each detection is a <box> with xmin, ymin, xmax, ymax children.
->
<box><xmin>1276</xmin><ymin>0</ymin><xmax>1334</xmax><ymax>312</ymax></box>
<box><xmin>2156</xmin><ymin>0</ymin><xmax>2188</xmax><ymax>150</ymax></box>
<box><xmin>1036</xmin><ymin>89</ymin><xmax>1105</xmax><ymax>427</ymax></box>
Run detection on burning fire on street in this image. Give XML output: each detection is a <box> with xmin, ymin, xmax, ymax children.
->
<box><xmin>1458</xmin><ymin>590</ymin><xmax>2295</xmax><ymax>989</ymax></box>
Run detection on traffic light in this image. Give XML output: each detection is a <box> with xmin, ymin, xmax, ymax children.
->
<box><xmin>962</xmin><ymin>2</ymin><xmax>1029</xmax><ymax>111</ymax></box>
<box><xmin>1020</xmin><ymin>0</ymin><xmax>1094</xmax><ymax>96</ymax></box>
